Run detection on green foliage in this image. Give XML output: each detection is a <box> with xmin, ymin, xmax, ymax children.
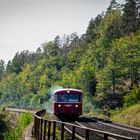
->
<box><xmin>98</xmin><ymin>9</ymin><xmax>122</xmax><ymax>42</ymax></box>
<box><xmin>4</xmin><ymin>112</ymin><xmax>33</xmax><ymax>140</ymax></box>
<box><xmin>95</xmin><ymin>32</ymin><xmax>140</xmax><ymax>109</ymax></box>
<box><xmin>18</xmin><ymin>112</ymin><xmax>33</xmax><ymax>127</ymax></box>
<box><xmin>106</xmin><ymin>0</ymin><xmax>121</xmax><ymax>15</ymax></box>
<box><xmin>124</xmin><ymin>86</ymin><xmax>140</xmax><ymax>107</ymax></box>
<box><xmin>122</xmin><ymin>0</ymin><xmax>138</xmax><ymax>34</ymax></box>
<box><xmin>86</xmin><ymin>14</ymin><xmax>103</xmax><ymax>43</ymax></box>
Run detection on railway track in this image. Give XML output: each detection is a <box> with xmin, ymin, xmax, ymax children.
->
<box><xmin>57</xmin><ymin>119</ymin><xmax>137</xmax><ymax>140</ymax></box>
<box><xmin>55</xmin><ymin>115</ymin><xmax>139</xmax><ymax>140</ymax></box>
<box><xmin>65</xmin><ymin>121</ymin><xmax>104</xmax><ymax>140</ymax></box>
<box><xmin>74</xmin><ymin>116</ymin><xmax>140</xmax><ymax>140</ymax></box>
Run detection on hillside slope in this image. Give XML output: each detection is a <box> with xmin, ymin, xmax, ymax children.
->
<box><xmin>111</xmin><ymin>104</ymin><xmax>140</xmax><ymax>127</ymax></box>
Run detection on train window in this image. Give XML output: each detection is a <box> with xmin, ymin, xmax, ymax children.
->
<box><xmin>69</xmin><ymin>94</ymin><xmax>79</xmax><ymax>102</ymax></box>
<box><xmin>56</xmin><ymin>93</ymin><xmax>82</xmax><ymax>102</ymax></box>
<box><xmin>57</xmin><ymin>94</ymin><xmax>68</xmax><ymax>102</ymax></box>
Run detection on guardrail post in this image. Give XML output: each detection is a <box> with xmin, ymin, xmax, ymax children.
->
<box><xmin>85</xmin><ymin>129</ymin><xmax>89</xmax><ymax>140</ymax></box>
<box><xmin>34</xmin><ymin>116</ymin><xmax>40</xmax><ymax>140</ymax></box>
<box><xmin>72</xmin><ymin>126</ymin><xmax>76</xmax><ymax>140</ymax></box>
<box><xmin>40</xmin><ymin>118</ymin><xmax>43</xmax><ymax>140</ymax></box>
<box><xmin>43</xmin><ymin>120</ymin><xmax>47</xmax><ymax>140</ymax></box>
<box><xmin>53</xmin><ymin>121</ymin><xmax>56</xmax><ymax>140</ymax></box>
<box><xmin>38</xmin><ymin>119</ymin><xmax>41</xmax><ymax>140</ymax></box>
<box><xmin>61</xmin><ymin>123</ymin><xmax>64</xmax><ymax>140</ymax></box>
<box><xmin>34</xmin><ymin>117</ymin><xmax>36</xmax><ymax>138</ymax></box>
<box><xmin>104</xmin><ymin>134</ymin><xmax>109</xmax><ymax>140</ymax></box>
<box><xmin>48</xmin><ymin>121</ymin><xmax>51</xmax><ymax>140</ymax></box>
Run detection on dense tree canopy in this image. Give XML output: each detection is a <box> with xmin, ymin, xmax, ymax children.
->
<box><xmin>0</xmin><ymin>0</ymin><xmax>140</xmax><ymax>111</ymax></box>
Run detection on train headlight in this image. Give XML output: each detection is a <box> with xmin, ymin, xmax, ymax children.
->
<box><xmin>75</xmin><ymin>104</ymin><xmax>78</xmax><ymax>108</ymax></box>
<box><xmin>58</xmin><ymin>104</ymin><xmax>61</xmax><ymax>107</ymax></box>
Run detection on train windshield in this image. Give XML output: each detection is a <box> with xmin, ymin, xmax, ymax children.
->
<box><xmin>56</xmin><ymin>93</ymin><xmax>81</xmax><ymax>102</ymax></box>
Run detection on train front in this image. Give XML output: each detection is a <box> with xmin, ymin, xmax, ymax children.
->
<box><xmin>53</xmin><ymin>89</ymin><xmax>82</xmax><ymax>118</ymax></box>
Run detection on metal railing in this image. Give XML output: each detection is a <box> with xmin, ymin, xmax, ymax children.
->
<box><xmin>33</xmin><ymin>109</ymin><xmax>136</xmax><ymax>140</ymax></box>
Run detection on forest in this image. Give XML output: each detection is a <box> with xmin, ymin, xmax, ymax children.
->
<box><xmin>0</xmin><ymin>0</ymin><xmax>140</xmax><ymax>114</ymax></box>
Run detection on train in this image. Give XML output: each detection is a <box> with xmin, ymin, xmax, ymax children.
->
<box><xmin>52</xmin><ymin>88</ymin><xmax>82</xmax><ymax>118</ymax></box>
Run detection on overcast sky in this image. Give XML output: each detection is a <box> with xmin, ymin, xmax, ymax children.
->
<box><xmin>0</xmin><ymin>0</ymin><xmax>124</xmax><ymax>63</ymax></box>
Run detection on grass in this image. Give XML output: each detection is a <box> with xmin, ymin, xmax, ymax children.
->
<box><xmin>4</xmin><ymin>112</ymin><xmax>33</xmax><ymax>140</ymax></box>
<box><xmin>84</xmin><ymin>103</ymin><xmax>140</xmax><ymax>128</ymax></box>
<box><xmin>0</xmin><ymin>106</ymin><xmax>5</xmax><ymax>113</ymax></box>
<box><xmin>111</xmin><ymin>103</ymin><xmax>140</xmax><ymax>127</ymax></box>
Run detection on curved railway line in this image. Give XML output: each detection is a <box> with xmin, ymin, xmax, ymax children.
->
<box><xmin>75</xmin><ymin>116</ymin><xmax>140</xmax><ymax>140</ymax></box>
<box><xmin>5</xmin><ymin>108</ymin><xmax>140</xmax><ymax>140</ymax></box>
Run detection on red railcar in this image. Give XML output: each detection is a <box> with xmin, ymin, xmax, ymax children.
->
<box><xmin>53</xmin><ymin>88</ymin><xmax>82</xmax><ymax>118</ymax></box>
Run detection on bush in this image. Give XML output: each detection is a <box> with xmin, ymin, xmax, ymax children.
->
<box><xmin>4</xmin><ymin>112</ymin><xmax>33</xmax><ymax>140</ymax></box>
<box><xmin>124</xmin><ymin>86</ymin><xmax>140</xmax><ymax>107</ymax></box>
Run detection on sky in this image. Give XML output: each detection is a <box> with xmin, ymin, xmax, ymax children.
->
<box><xmin>0</xmin><ymin>0</ymin><xmax>124</xmax><ymax>63</ymax></box>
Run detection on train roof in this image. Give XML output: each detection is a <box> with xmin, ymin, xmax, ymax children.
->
<box><xmin>52</xmin><ymin>88</ymin><xmax>82</xmax><ymax>95</ymax></box>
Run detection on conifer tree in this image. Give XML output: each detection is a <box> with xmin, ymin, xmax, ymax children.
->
<box><xmin>106</xmin><ymin>0</ymin><xmax>120</xmax><ymax>15</ymax></box>
<box><xmin>0</xmin><ymin>60</ymin><xmax>4</xmax><ymax>80</ymax></box>
<box><xmin>86</xmin><ymin>14</ymin><xmax>103</xmax><ymax>43</ymax></box>
<box><xmin>122</xmin><ymin>0</ymin><xmax>137</xmax><ymax>34</ymax></box>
